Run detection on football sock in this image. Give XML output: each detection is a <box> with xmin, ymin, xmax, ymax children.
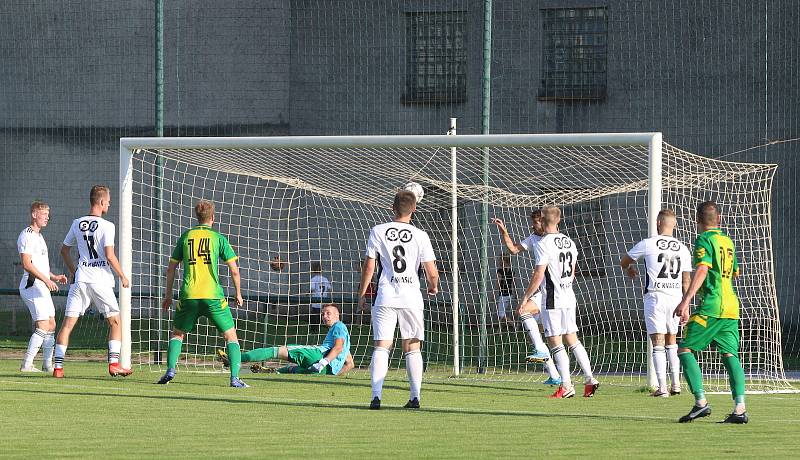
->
<box><xmin>679</xmin><ymin>351</ymin><xmax>705</xmax><ymax>402</ymax></box>
<box><xmin>166</xmin><ymin>337</ymin><xmax>182</xmax><ymax>369</ymax></box>
<box><xmin>569</xmin><ymin>341</ymin><xmax>594</xmax><ymax>383</ymax></box>
<box><xmin>722</xmin><ymin>354</ymin><xmax>746</xmax><ymax>407</ymax></box>
<box><xmin>652</xmin><ymin>345</ymin><xmax>667</xmax><ymax>390</ymax></box>
<box><xmin>42</xmin><ymin>331</ymin><xmax>55</xmax><ymax>368</ymax></box>
<box><xmin>108</xmin><ymin>340</ymin><xmax>121</xmax><ymax>364</ymax></box>
<box><xmin>665</xmin><ymin>344</ymin><xmax>680</xmax><ymax>388</ymax></box>
<box><xmin>545</xmin><ymin>358</ymin><xmax>560</xmax><ymax>380</ymax></box>
<box><xmin>551</xmin><ymin>345</ymin><xmax>572</xmax><ymax>389</ymax></box>
<box><xmin>54</xmin><ymin>344</ymin><xmax>67</xmax><ymax>369</ymax></box>
<box><xmin>241</xmin><ymin>347</ymin><xmax>279</xmax><ymax>362</ymax></box>
<box><xmin>23</xmin><ymin>328</ymin><xmax>47</xmax><ymax>367</ymax></box>
<box><xmin>520</xmin><ymin>314</ymin><xmax>548</xmax><ymax>354</ymax></box>
<box><xmin>370</xmin><ymin>347</ymin><xmax>390</xmax><ymax>399</ymax></box>
<box><xmin>405</xmin><ymin>350</ymin><xmax>423</xmax><ymax>400</ymax></box>
<box><xmin>226</xmin><ymin>341</ymin><xmax>242</xmax><ymax>379</ymax></box>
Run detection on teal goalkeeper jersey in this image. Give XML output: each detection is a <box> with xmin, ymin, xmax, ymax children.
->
<box><xmin>319</xmin><ymin>321</ymin><xmax>350</xmax><ymax>375</ymax></box>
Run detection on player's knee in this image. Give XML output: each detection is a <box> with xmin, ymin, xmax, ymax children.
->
<box><xmin>171</xmin><ymin>329</ymin><xmax>186</xmax><ymax>340</ymax></box>
<box><xmin>651</xmin><ymin>334</ymin><xmax>666</xmax><ymax>347</ymax></box>
<box><xmin>721</xmin><ymin>352</ymin><xmax>734</xmax><ymax>358</ymax></box>
<box><xmin>106</xmin><ymin>315</ymin><xmax>120</xmax><ymax>327</ymax></box>
<box><xmin>222</xmin><ymin>328</ymin><xmax>238</xmax><ymax>342</ymax></box>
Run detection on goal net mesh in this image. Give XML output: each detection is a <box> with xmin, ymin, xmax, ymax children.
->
<box><xmin>126</xmin><ymin>137</ymin><xmax>789</xmax><ymax>392</ymax></box>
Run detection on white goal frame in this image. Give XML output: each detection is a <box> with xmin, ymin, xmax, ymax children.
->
<box><xmin>118</xmin><ymin>132</ymin><xmax>664</xmax><ymax>386</ymax></box>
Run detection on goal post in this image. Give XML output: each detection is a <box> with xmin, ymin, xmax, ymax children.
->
<box><xmin>119</xmin><ymin>132</ymin><xmax>790</xmax><ymax>392</ymax></box>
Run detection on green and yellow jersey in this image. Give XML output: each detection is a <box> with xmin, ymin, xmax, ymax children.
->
<box><xmin>170</xmin><ymin>224</ymin><xmax>238</xmax><ymax>300</ymax></box>
<box><xmin>692</xmin><ymin>228</ymin><xmax>740</xmax><ymax>319</ymax></box>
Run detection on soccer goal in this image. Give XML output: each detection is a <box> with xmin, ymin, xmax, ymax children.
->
<box><xmin>119</xmin><ymin>133</ymin><xmax>792</xmax><ymax>392</ymax></box>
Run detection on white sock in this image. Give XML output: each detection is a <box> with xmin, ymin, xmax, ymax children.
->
<box><xmin>108</xmin><ymin>340</ymin><xmax>121</xmax><ymax>364</ymax></box>
<box><xmin>23</xmin><ymin>329</ymin><xmax>47</xmax><ymax>368</ymax></box>
<box><xmin>666</xmin><ymin>344</ymin><xmax>680</xmax><ymax>388</ymax></box>
<box><xmin>569</xmin><ymin>341</ymin><xmax>595</xmax><ymax>384</ymax></box>
<box><xmin>54</xmin><ymin>344</ymin><xmax>68</xmax><ymax>369</ymax></box>
<box><xmin>544</xmin><ymin>359</ymin><xmax>560</xmax><ymax>380</ymax></box>
<box><xmin>551</xmin><ymin>345</ymin><xmax>572</xmax><ymax>389</ymax></box>
<box><xmin>370</xmin><ymin>347</ymin><xmax>390</xmax><ymax>399</ymax></box>
<box><xmin>42</xmin><ymin>332</ymin><xmax>55</xmax><ymax>368</ymax></box>
<box><xmin>405</xmin><ymin>350</ymin><xmax>423</xmax><ymax>400</ymax></box>
<box><xmin>652</xmin><ymin>345</ymin><xmax>667</xmax><ymax>390</ymax></box>
<box><xmin>521</xmin><ymin>314</ymin><xmax>549</xmax><ymax>354</ymax></box>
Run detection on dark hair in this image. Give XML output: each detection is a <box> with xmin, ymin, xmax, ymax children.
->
<box><xmin>311</xmin><ymin>261</ymin><xmax>322</xmax><ymax>273</ymax></box>
<box><xmin>529</xmin><ymin>209</ymin><xmax>542</xmax><ymax>219</ymax></box>
<box><xmin>393</xmin><ymin>190</ymin><xmax>416</xmax><ymax>216</ymax></box>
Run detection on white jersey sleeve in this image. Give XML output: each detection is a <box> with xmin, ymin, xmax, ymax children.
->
<box><xmin>626</xmin><ymin>240</ymin><xmax>647</xmax><ymax>261</ymax></box>
<box><xmin>534</xmin><ymin>233</ymin><xmax>578</xmax><ymax>310</ymax></box>
<box><xmin>520</xmin><ymin>233</ymin><xmax>541</xmax><ymax>252</ymax></box>
<box><xmin>65</xmin><ymin>216</ymin><xmax>116</xmax><ymax>286</ymax></box>
<box><xmin>367</xmin><ymin>222</ymin><xmax>436</xmax><ymax>309</ymax></box>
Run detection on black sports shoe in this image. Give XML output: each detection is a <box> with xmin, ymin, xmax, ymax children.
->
<box><xmin>678</xmin><ymin>404</ymin><xmax>711</xmax><ymax>423</ymax></box>
<box><xmin>403</xmin><ymin>398</ymin><xmax>420</xmax><ymax>409</ymax></box>
<box><xmin>369</xmin><ymin>397</ymin><xmax>381</xmax><ymax>410</ymax></box>
<box><xmin>719</xmin><ymin>412</ymin><xmax>749</xmax><ymax>424</ymax></box>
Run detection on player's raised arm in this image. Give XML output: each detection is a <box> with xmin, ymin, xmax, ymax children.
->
<box><xmin>490</xmin><ymin>217</ymin><xmax>525</xmax><ymax>255</ymax></box>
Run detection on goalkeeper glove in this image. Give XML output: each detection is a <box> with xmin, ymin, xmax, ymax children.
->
<box><xmin>310</xmin><ymin>358</ymin><xmax>329</xmax><ymax>373</ymax></box>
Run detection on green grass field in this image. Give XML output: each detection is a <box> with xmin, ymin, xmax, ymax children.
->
<box><xmin>2</xmin><ymin>360</ymin><xmax>799</xmax><ymax>459</ymax></box>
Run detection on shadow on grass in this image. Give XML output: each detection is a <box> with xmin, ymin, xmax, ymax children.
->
<box><xmin>1</xmin><ymin>386</ymin><xmax>668</xmax><ymax>422</ymax></box>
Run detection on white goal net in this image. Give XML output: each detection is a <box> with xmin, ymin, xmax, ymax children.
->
<box><xmin>119</xmin><ymin>133</ymin><xmax>791</xmax><ymax>392</ymax></box>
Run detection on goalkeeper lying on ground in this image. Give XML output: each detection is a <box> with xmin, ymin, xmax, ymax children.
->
<box><xmin>218</xmin><ymin>303</ymin><xmax>354</xmax><ymax>375</ymax></box>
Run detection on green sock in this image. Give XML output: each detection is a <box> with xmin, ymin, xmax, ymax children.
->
<box><xmin>241</xmin><ymin>347</ymin><xmax>279</xmax><ymax>363</ymax></box>
<box><xmin>722</xmin><ymin>354</ymin><xmax>746</xmax><ymax>404</ymax></box>
<box><xmin>678</xmin><ymin>351</ymin><xmax>705</xmax><ymax>402</ymax></box>
<box><xmin>227</xmin><ymin>341</ymin><xmax>242</xmax><ymax>379</ymax></box>
<box><xmin>167</xmin><ymin>338</ymin><xmax>182</xmax><ymax>369</ymax></box>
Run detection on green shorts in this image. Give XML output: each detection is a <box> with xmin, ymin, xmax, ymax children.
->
<box><xmin>679</xmin><ymin>314</ymin><xmax>740</xmax><ymax>355</ymax></box>
<box><xmin>286</xmin><ymin>345</ymin><xmax>334</xmax><ymax>375</ymax></box>
<box><xmin>174</xmin><ymin>298</ymin><xmax>235</xmax><ymax>334</ymax></box>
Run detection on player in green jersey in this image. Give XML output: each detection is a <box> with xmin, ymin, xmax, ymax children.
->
<box><xmin>157</xmin><ymin>200</ymin><xmax>248</xmax><ymax>388</ymax></box>
<box><xmin>673</xmin><ymin>201</ymin><xmax>747</xmax><ymax>423</ymax></box>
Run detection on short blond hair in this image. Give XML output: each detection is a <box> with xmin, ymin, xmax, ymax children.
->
<box><xmin>90</xmin><ymin>185</ymin><xmax>110</xmax><ymax>205</ymax></box>
<box><xmin>30</xmin><ymin>201</ymin><xmax>49</xmax><ymax>214</ymax></box>
<box><xmin>195</xmin><ymin>200</ymin><xmax>214</xmax><ymax>223</ymax></box>
<box><xmin>541</xmin><ymin>206</ymin><xmax>561</xmax><ymax>225</ymax></box>
<box><xmin>657</xmin><ymin>208</ymin><xmax>676</xmax><ymax>222</ymax></box>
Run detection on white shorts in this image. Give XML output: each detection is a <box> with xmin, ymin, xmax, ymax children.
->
<box><xmin>540</xmin><ymin>308</ymin><xmax>578</xmax><ymax>338</ymax></box>
<box><xmin>643</xmin><ymin>293</ymin><xmax>681</xmax><ymax>335</ymax></box>
<box><xmin>19</xmin><ymin>282</ymin><xmax>56</xmax><ymax>321</ymax></box>
<box><xmin>496</xmin><ymin>295</ymin><xmax>512</xmax><ymax>319</ymax></box>
<box><xmin>65</xmin><ymin>282</ymin><xmax>120</xmax><ymax>318</ymax></box>
<box><xmin>371</xmin><ymin>306</ymin><xmax>424</xmax><ymax>341</ymax></box>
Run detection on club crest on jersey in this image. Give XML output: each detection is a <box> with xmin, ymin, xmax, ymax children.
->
<box><xmin>656</xmin><ymin>239</ymin><xmax>680</xmax><ymax>251</ymax></box>
<box><xmin>79</xmin><ymin>220</ymin><xmax>99</xmax><ymax>232</ymax></box>
<box><xmin>554</xmin><ymin>236</ymin><xmax>572</xmax><ymax>249</ymax></box>
<box><xmin>386</xmin><ymin>227</ymin><xmax>413</xmax><ymax>243</ymax></box>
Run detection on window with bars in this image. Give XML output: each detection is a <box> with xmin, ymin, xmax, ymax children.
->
<box><xmin>539</xmin><ymin>7</ymin><xmax>608</xmax><ymax>101</ymax></box>
<box><xmin>404</xmin><ymin>11</ymin><xmax>467</xmax><ymax>104</ymax></box>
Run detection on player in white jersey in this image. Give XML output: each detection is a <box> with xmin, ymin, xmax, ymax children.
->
<box><xmin>358</xmin><ymin>190</ymin><xmax>439</xmax><ymax>410</ymax></box>
<box><xmin>519</xmin><ymin>206</ymin><xmax>598</xmax><ymax>398</ymax></box>
<box><xmin>309</xmin><ymin>261</ymin><xmax>332</xmax><ymax>312</ymax></box>
<box><xmin>491</xmin><ymin>210</ymin><xmax>561</xmax><ymax>385</ymax></box>
<box><xmin>620</xmin><ymin>208</ymin><xmax>692</xmax><ymax>397</ymax></box>
<box><xmin>53</xmin><ymin>185</ymin><xmax>132</xmax><ymax>378</ymax></box>
<box><xmin>17</xmin><ymin>201</ymin><xmax>68</xmax><ymax>372</ymax></box>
